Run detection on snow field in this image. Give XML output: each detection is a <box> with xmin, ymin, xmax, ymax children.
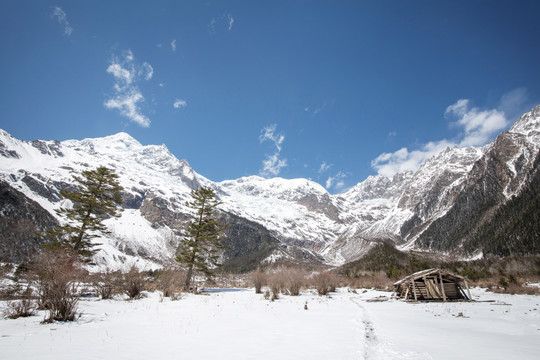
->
<box><xmin>1</xmin><ymin>288</ymin><xmax>540</xmax><ymax>360</ymax></box>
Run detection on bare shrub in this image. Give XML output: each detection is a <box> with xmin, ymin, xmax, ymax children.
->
<box><xmin>119</xmin><ymin>265</ymin><xmax>146</xmax><ymax>300</ymax></box>
<box><xmin>3</xmin><ymin>298</ymin><xmax>37</xmax><ymax>319</ymax></box>
<box><xmin>249</xmin><ymin>268</ymin><xmax>267</xmax><ymax>294</ymax></box>
<box><xmin>283</xmin><ymin>267</ymin><xmax>306</xmax><ymax>296</ymax></box>
<box><xmin>155</xmin><ymin>268</ymin><xmax>186</xmax><ymax>298</ymax></box>
<box><xmin>0</xmin><ymin>263</ymin><xmax>14</xmax><ymax>278</ymax></box>
<box><xmin>355</xmin><ymin>271</ymin><xmax>393</xmax><ymax>290</ymax></box>
<box><xmin>2</xmin><ymin>286</ymin><xmax>36</xmax><ymax>319</ymax></box>
<box><xmin>268</xmin><ymin>271</ymin><xmax>285</xmax><ymax>300</ymax></box>
<box><xmin>90</xmin><ymin>270</ymin><xmax>119</xmax><ymax>300</ymax></box>
<box><xmin>31</xmin><ymin>250</ymin><xmax>83</xmax><ymax>323</ymax></box>
<box><xmin>312</xmin><ymin>271</ymin><xmax>340</xmax><ymax>295</ymax></box>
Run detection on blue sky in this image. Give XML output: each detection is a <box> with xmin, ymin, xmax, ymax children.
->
<box><xmin>1</xmin><ymin>1</ymin><xmax>540</xmax><ymax>192</ymax></box>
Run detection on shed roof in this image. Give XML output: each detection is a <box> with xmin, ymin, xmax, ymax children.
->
<box><xmin>393</xmin><ymin>268</ymin><xmax>465</xmax><ymax>287</ymax></box>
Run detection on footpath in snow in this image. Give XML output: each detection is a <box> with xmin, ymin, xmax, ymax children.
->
<box><xmin>1</xmin><ymin>288</ymin><xmax>539</xmax><ymax>360</ymax></box>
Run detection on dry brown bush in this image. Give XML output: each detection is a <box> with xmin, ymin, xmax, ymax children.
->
<box><xmin>283</xmin><ymin>267</ymin><xmax>306</xmax><ymax>296</ymax></box>
<box><xmin>119</xmin><ymin>265</ymin><xmax>147</xmax><ymax>300</ymax></box>
<box><xmin>353</xmin><ymin>271</ymin><xmax>393</xmax><ymax>290</ymax></box>
<box><xmin>311</xmin><ymin>271</ymin><xmax>341</xmax><ymax>295</ymax></box>
<box><xmin>89</xmin><ymin>270</ymin><xmax>119</xmax><ymax>300</ymax></box>
<box><xmin>155</xmin><ymin>268</ymin><xmax>186</xmax><ymax>298</ymax></box>
<box><xmin>2</xmin><ymin>285</ymin><xmax>36</xmax><ymax>319</ymax></box>
<box><xmin>249</xmin><ymin>268</ymin><xmax>267</xmax><ymax>294</ymax></box>
<box><xmin>31</xmin><ymin>249</ymin><xmax>84</xmax><ymax>323</ymax></box>
<box><xmin>2</xmin><ymin>298</ymin><xmax>37</xmax><ymax>319</ymax></box>
<box><xmin>268</xmin><ymin>271</ymin><xmax>286</xmax><ymax>300</ymax></box>
<box><xmin>495</xmin><ymin>284</ymin><xmax>540</xmax><ymax>295</ymax></box>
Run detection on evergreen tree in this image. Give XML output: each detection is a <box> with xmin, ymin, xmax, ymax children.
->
<box><xmin>176</xmin><ymin>187</ymin><xmax>227</xmax><ymax>290</ymax></box>
<box><xmin>49</xmin><ymin>166</ymin><xmax>123</xmax><ymax>260</ymax></box>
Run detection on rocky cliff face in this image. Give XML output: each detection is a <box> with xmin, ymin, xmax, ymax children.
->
<box><xmin>0</xmin><ymin>181</ymin><xmax>58</xmax><ymax>262</ymax></box>
<box><xmin>0</xmin><ymin>106</ymin><xmax>538</xmax><ymax>269</ymax></box>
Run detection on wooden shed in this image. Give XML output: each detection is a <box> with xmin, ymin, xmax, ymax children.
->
<box><xmin>393</xmin><ymin>268</ymin><xmax>472</xmax><ymax>302</ymax></box>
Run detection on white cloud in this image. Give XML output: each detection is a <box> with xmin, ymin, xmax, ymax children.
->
<box><xmin>227</xmin><ymin>14</ymin><xmax>234</xmax><ymax>31</ymax></box>
<box><xmin>261</xmin><ymin>153</ymin><xmax>287</xmax><ymax>177</ymax></box>
<box><xmin>208</xmin><ymin>18</ymin><xmax>216</xmax><ymax>35</ymax></box>
<box><xmin>371</xmin><ymin>140</ymin><xmax>454</xmax><ymax>178</ymax></box>
<box><xmin>173</xmin><ymin>99</ymin><xmax>187</xmax><ymax>109</ymax></box>
<box><xmin>52</xmin><ymin>7</ymin><xmax>73</xmax><ymax>36</ymax></box>
<box><xmin>171</xmin><ymin>39</ymin><xmax>177</xmax><ymax>52</ymax></box>
<box><xmin>371</xmin><ymin>89</ymin><xmax>525</xmax><ymax>177</ymax></box>
<box><xmin>104</xmin><ymin>50</ymin><xmax>153</xmax><ymax>127</ymax></box>
<box><xmin>445</xmin><ymin>99</ymin><xmax>508</xmax><ymax>147</ymax></box>
<box><xmin>106</xmin><ymin>63</ymin><xmax>132</xmax><ymax>84</ymax></box>
<box><xmin>259</xmin><ymin>124</ymin><xmax>285</xmax><ymax>151</ymax></box>
<box><xmin>305</xmin><ymin>100</ymin><xmax>335</xmax><ymax>116</ymax></box>
<box><xmin>319</xmin><ymin>161</ymin><xmax>331</xmax><ymax>174</ymax></box>
<box><xmin>104</xmin><ymin>91</ymin><xmax>150</xmax><ymax>128</ymax></box>
<box><xmin>259</xmin><ymin>124</ymin><xmax>287</xmax><ymax>177</ymax></box>
<box><xmin>326</xmin><ymin>171</ymin><xmax>347</xmax><ymax>191</ymax></box>
<box><xmin>143</xmin><ymin>62</ymin><xmax>153</xmax><ymax>80</ymax></box>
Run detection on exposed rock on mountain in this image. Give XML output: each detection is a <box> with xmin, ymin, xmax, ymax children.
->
<box><xmin>0</xmin><ymin>181</ymin><xmax>58</xmax><ymax>262</ymax></box>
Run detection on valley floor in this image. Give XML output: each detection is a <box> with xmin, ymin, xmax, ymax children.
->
<box><xmin>1</xmin><ymin>288</ymin><xmax>539</xmax><ymax>359</ymax></box>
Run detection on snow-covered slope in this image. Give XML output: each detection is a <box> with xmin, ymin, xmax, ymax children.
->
<box><xmin>1</xmin><ymin>105</ymin><xmax>539</xmax><ymax>268</ymax></box>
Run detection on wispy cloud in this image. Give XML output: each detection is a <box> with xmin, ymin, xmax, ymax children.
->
<box><xmin>143</xmin><ymin>62</ymin><xmax>153</xmax><ymax>80</ymax></box>
<box><xmin>304</xmin><ymin>100</ymin><xmax>335</xmax><ymax>116</ymax></box>
<box><xmin>371</xmin><ymin>89</ymin><xmax>528</xmax><ymax>177</ymax></box>
<box><xmin>261</xmin><ymin>153</ymin><xmax>287</xmax><ymax>177</ymax></box>
<box><xmin>173</xmin><ymin>99</ymin><xmax>187</xmax><ymax>109</ymax></box>
<box><xmin>104</xmin><ymin>91</ymin><xmax>149</xmax><ymax>128</ymax></box>
<box><xmin>326</xmin><ymin>171</ymin><xmax>347</xmax><ymax>191</ymax></box>
<box><xmin>208</xmin><ymin>13</ymin><xmax>235</xmax><ymax>35</ymax></box>
<box><xmin>226</xmin><ymin>13</ymin><xmax>234</xmax><ymax>31</ymax></box>
<box><xmin>104</xmin><ymin>50</ymin><xmax>153</xmax><ymax>127</ymax></box>
<box><xmin>208</xmin><ymin>18</ymin><xmax>217</xmax><ymax>35</ymax></box>
<box><xmin>51</xmin><ymin>7</ymin><xmax>73</xmax><ymax>36</ymax></box>
<box><xmin>259</xmin><ymin>124</ymin><xmax>287</xmax><ymax>176</ymax></box>
<box><xmin>319</xmin><ymin>161</ymin><xmax>331</xmax><ymax>174</ymax></box>
<box><xmin>259</xmin><ymin>124</ymin><xmax>285</xmax><ymax>151</ymax></box>
<box><xmin>171</xmin><ymin>39</ymin><xmax>177</xmax><ymax>52</ymax></box>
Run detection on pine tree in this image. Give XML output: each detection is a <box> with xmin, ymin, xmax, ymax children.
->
<box><xmin>49</xmin><ymin>166</ymin><xmax>123</xmax><ymax>260</ymax></box>
<box><xmin>175</xmin><ymin>187</ymin><xmax>227</xmax><ymax>291</ymax></box>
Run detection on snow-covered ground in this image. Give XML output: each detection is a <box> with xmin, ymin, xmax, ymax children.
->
<box><xmin>1</xmin><ymin>288</ymin><xmax>539</xmax><ymax>359</ymax></box>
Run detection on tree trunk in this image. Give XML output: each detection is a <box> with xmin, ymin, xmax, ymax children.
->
<box><xmin>184</xmin><ymin>265</ymin><xmax>193</xmax><ymax>291</ymax></box>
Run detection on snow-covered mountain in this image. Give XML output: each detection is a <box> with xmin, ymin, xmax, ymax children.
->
<box><xmin>1</xmin><ymin>105</ymin><xmax>539</xmax><ymax>269</ymax></box>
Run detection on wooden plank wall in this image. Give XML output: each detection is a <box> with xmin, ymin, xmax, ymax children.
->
<box><xmin>397</xmin><ymin>276</ymin><xmax>465</xmax><ymax>301</ymax></box>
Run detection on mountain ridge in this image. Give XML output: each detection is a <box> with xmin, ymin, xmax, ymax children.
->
<box><xmin>0</xmin><ymin>105</ymin><xmax>539</xmax><ymax>270</ymax></box>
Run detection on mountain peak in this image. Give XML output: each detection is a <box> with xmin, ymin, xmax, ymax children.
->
<box><xmin>508</xmin><ymin>105</ymin><xmax>540</xmax><ymax>139</ymax></box>
<box><xmin>101</xmin><ymin>132</ymin><xmax>142</xmax><ymax>147</ymax></box>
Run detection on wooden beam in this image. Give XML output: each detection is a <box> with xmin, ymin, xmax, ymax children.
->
<box><xmin>464</xmin><ymin>280</ymin><xmax>472</xmax><ymax>301</ymax></box>
<box><xmin>427</xmin><ymin>278</ymin><xmax>442</xmax><ymax>299</ymax></box>
<box><xmin>438</xmin><ymin>270</ymin><xmax>447</xmax><ymax>302</ymax></box>
<box><xmin>412</xmin><ymin>280</ymin><xmax>418</xmax><ymax>301</ymax></box>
